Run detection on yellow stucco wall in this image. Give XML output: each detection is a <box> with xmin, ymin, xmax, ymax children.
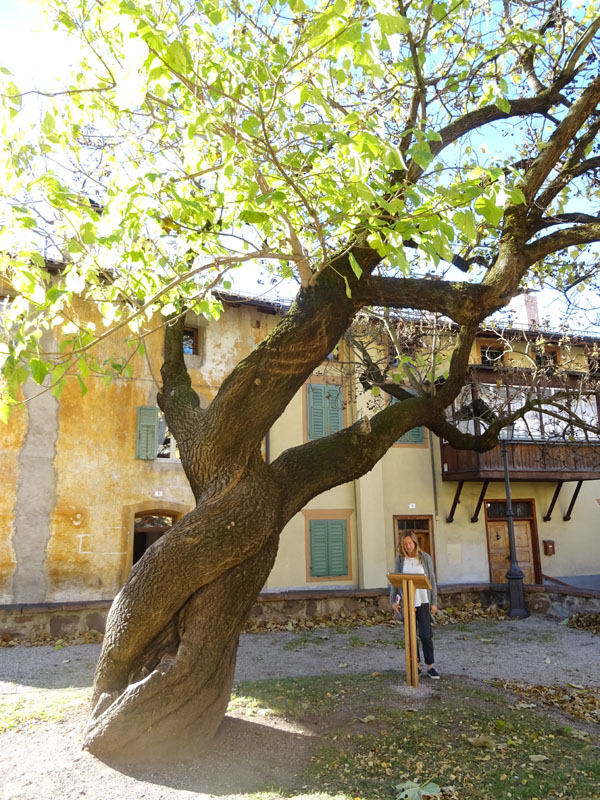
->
<box><xmin>41</xmin><ymin>301</ymin><xmax>281</xmax><ymax>601</ymax></box>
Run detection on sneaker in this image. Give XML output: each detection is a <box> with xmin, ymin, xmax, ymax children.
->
<box><xmin>427</xmin><ymin>667</ymin><xmax>440</xmax><ymax>679</ymax></box>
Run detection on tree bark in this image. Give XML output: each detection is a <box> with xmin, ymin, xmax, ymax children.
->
<box><xmin>84</xmin><ymin>453</ymin><xmax>281</xmax><ymax>759</ymax></box>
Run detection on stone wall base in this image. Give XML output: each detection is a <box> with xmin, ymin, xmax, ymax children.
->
<box><xmin>1</xmin><ymin>584</ymin><xmax>599</xmax><ymax>639</ymax></box>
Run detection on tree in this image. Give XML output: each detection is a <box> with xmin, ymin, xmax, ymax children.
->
<box><xmin>1</xmin><ymin>0</ymin><xmax>600</xmax><ymax>758</ymax></box>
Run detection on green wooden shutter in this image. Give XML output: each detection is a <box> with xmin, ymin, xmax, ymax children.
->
<box><xmin>307</xmin><ymin>383</ymin><xmax>343</xmax><ymax>439</ymax></box>
<box><xmin>309</xmin><ymin>519</ymin><xmax>329</xmax><ymax>576</ymax></box>
<box><xmin>310</xmin><ymin>519</ymin><xmax>348</xmax><ymax>577</ymax></box>
<box><xmin>396</xmin><ymin>426</ymin><xmax>425</xmax><ymax>444</ymax></box>
<box><xmin>327</xmin><ymin>519</ymin><xmax>348</xmax><ymax>576</ymax></box>
<box><xmin>307</xmin><ymin>384</ymin><xmax>326</xmax><ymax>439</ymax></box>
<box><xmin>325</xmin><ymin>385</ymin><xmax>343</xmax><ymax>435</ymax></box>
<box><xmin>136</xmin><ymin>406</ymin><xmax>158</xmax><ymax>459</ymax></box>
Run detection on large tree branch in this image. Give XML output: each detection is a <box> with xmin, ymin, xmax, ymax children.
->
<box><xmin>272</xmin><ymin>395</ymin><xmax>432</xmax><ymax>524</ymax></box>
<box><xmin>525</xmin><ymin>222</ymin><xmax>600</xmax><ymax>264</ymax></box>
<box><xmin>399</xmin><ymin>77</ymin><xmax>576</xmax><ymax>186</ymax></box>
<box><xmin>521</xmin><ymin>75</ymin><xmax>600</xmax><ymax>204</ymax></box>
<box><xmin>358</xmin><ymin>276</ymin><xmax>502</xmax><ymax>325</ymax></box>
<box><xmin>529</xmin><ymin>211</ymin><xmax>600</xmax><ymax>233</ymax></box>
<box><xmin>531</xmin><ymin>124</ymin><xmax>600</xmax><ymax>216</ymax></box>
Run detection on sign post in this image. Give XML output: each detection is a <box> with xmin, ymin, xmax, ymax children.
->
<box><xmin>387</xmin><ymin>572</ymin><xmax>432</xmax><ymax>688</ymax></box>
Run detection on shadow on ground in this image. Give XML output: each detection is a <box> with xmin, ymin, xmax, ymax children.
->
<box><xmin>100</xmin><ymin>714</ymin><xmax>315</xmax><ymax>796</ymax></box>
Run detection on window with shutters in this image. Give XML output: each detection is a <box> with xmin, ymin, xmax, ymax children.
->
<box><xmin>302</xmin><ymin>509</ymin><xmax>352</xmax><ymax>581</ymax></box>
<box><xmin>305</xmin><ymin>382</ymin><xmax>344</xmax><ymax>440</ymax></box>
<box><xmin>135</xmin><ymin>406</ymin><xmax>180</xmax><ymax>460</ymax></box>
<box><xmin>309</xmin><ymin>519</ymin><xmax>349</xmax><ymax>578</ymax></box>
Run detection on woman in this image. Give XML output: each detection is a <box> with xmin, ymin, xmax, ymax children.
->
<box><xmin>389</xmin><ymin>532</ymin><xmax>440</xmax><ymax>679</ymax></box>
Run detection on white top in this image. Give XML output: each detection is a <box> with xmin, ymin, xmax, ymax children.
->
<box><xmin>402</xmin><ymin>556</ymin><xmax>429</xmax><ymax>608</ymax></box>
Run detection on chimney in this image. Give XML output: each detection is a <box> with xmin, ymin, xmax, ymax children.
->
<box><xmin>508</xmin><ymin>294</ymin><xmax>539</xmax><ymax>329</ymax></box>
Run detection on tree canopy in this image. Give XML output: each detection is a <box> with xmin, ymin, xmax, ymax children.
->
<box><xmin>1</xmin><ymin>0</ymin><xmax>599</xmax><ymax>420</ymax></box>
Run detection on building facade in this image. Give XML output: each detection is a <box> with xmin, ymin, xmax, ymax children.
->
<box><xmin>1</xmin><ymin>293</ymin><xmax>600</xmax><ymax>610</ymax></box>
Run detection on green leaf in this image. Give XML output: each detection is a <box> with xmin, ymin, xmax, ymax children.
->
<box><xmin>166</xmin><ymin>40</ymin><xmax>190</xmax><ymax>73</ymax></box>
<box><xmin>474</xmin><ymin>196</ymin><xmax>504</xmax><ymax>227</ymax></box>
<box><xmin>495</xmin><ymin>95</ymin><xmax>511</xmax><ymax>113</ymax></box>
<box><xmin>30</xmin><ymin>358</ymin><xmax>48</xmax><ymax>385</ymax></box>
<box><xmin>77</xmin><ymin>375</ymin><xmax>88</xmax><ymax>396</ymax></box>
<box><xmin>377</xmin><ymin>13</ymin><xmax>410</xmax><ymax>34</ymax></box>
<box><xmin>41</xmin><ymin>112</ymin><xmax>55</xmax><ymax>134</ymax></box>
<box><xmin>348</xmin><ymin>252</ymin><xmax>362</xmax><ymax>280</ymax></box>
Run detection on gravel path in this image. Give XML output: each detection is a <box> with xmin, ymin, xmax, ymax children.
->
<box><xmin>1</xmin><ymin>614</ymin><xmax>598</xmax><ymax>695</ymax></box>
<box><xmin>0</xmin><ymin>615</ymin><xmax>598</xmax><ymax>800</ymax></box>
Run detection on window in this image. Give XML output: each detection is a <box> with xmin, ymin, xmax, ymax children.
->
<box><xmin>136</xmin><ymin>406</ymin><xmax>180</xmax><ymax>460</ymax></box>
<box><xmin>480</xmin><ymin>344</ymin><xmax>505</xmax><ymax>367</ymax></box>
<box><xmin>183</xmin><ymin>327</ymin><xmax>199</xmax><ymax>355</ymax></box>
<box><xmin>133</xmin><ymin>512</ymin><xmax>175</xmax><ymax>565</ymax></box>
<box><xmin>157</xmin><ymin>411</ymin><xmax>179</xmax><ymax>459</ymax></box>
<box><xmin>486</xmin><ymin>501</ymin><xmax>533</xmax><ymax>519</ymax></box>
<box><xmin>396</xmin><ymin>427</ymin><xmax>426</xmax><ymax>444</ymax></box>
<box><xmin>136</xmin><ymin>406</ymin><xmax>158</xmax><ymax>459</ymax></box>
<box><xmin>535</xmin><ymin>347</ymin><xmax>558</xmax><ymax>374</ymax></box>
<box><xmin>309</xmin><ymin>518</ymin><xmax>348</xmax><ymax>578</ymax></box>
<box><xmin>306</xmin><ymin>383</ymin><xmax>343</xmax><ymax>439</ymax></box>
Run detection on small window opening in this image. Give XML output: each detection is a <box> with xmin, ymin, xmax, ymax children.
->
<box><xmin>183</xmin><ymin>327</ymin><xmax>199</xmax><ymax>355</ymax></box>
<box><xmin>157</xmin><ymin>411</ymin><xmax>180</xmax><ymax>459</ymax></box>
<box><xmin>133</xmin><ymin>513</ymin><xmax>176</xmax><ymax>565</ymax></box>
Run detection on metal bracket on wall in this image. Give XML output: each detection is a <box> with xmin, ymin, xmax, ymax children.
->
<box><xmin>446</xmin><ymin>480</ymin><xmax>464</xmax><ymax>523</ymax></box>
<box><xmin>563</xmin><ymin>480</ymin><xmax>583</xmax><ymax>521</ymax></box>
<box><xmin>543</xmin><ymin>481</ymin><xmax>563</xmax><ymax>522</ymax></box>
<box><xmin>470</xmin><ymin>480</ymin><xmax>489</xmax><ymax>523</ymax></box>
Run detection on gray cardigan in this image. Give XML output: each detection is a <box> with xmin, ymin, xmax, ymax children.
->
<box><xmin>388</xmin><ymin>552</ymin><xmax>438</xmax><ymax>608</ymax></box>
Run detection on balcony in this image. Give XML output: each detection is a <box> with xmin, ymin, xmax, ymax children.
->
<box><xmin>440</xmin><ymin>439</ymin><xmax>600</xmax><ymax>483</ymax></box>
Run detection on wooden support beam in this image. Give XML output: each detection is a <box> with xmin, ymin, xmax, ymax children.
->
<box><xmin>563</xmin><ymin>480</ymin><xmax>583</xmax><ymax>521</ymax></box>
<box><xmin>470</xmin><ymin>480</ymin><xmax>489</xmax><ymax>523</ymax></box>
<box><xmin>543</xmin><ymin>481</ymin><xmax>563</xmax><ymax>522</ymax></box>
<box><xmin>446</xmin><ymin>480</ymin><xmax>464</xmax><ymax>523</ymax></box>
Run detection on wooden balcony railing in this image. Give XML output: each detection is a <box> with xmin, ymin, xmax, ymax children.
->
<box><xmin>440</xmin><ymin>439</ymin><xmax>600</xmax><ymax>482</ymax></box>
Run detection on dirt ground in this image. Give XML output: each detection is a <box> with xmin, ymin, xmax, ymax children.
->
<box><xmin>0</xmin><ymin>615</ymin><xmax>598</xmax><ymax>800</ymax></box>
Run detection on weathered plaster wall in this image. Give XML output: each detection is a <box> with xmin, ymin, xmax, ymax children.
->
<box><xmin>11</xmin><ymin>379</ymin><xmax>59</xmax><ymax>604</ymax></box>
<box><xmin>0</xmin><ymin>403</ymin><xmax>27</xmax><ymax>602</ymax></box>
<box><xmin>41</xmin><ymin>301</ymin><xmax>280</xmax><ymax>602</ymax></box>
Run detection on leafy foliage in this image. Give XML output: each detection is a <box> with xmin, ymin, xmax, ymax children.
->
<box><xmin>0</xmin><ymin>0</ymin><xmax>599</xmax><ymax>419</ymax></box>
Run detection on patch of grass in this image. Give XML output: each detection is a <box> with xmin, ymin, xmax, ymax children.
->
<box><xmin>453</xmin><ymin>623</ymin><xmax>472</xmax><ymax>633</ymax></box>
<box><xmin>232</xmin><ymin>673</ymin><xmax>389</xmax><ymax>720</ymax></box>
<box><xmin>282</xmin><ymin>633</ymin><xmax>324</xmax><ymax>650</ymax></box>
<box><xmin>349</xmin><ymin>635</ymin><xmax>366</xmax><ymax>647</ymax></box>
<box><xmin>0</xmin><ymin>688</ymin><xmax>90</xmax><ymax>733</ymax></box>
<box><xmin>236</xmin><ymin>674</ymin><xmax>600</xmax><ymax>800</ymax></box>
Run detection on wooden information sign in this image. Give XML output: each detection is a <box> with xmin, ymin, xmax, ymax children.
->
<box><xmin>387</xmin><ymin>572</ymin><xmax>432</xmax><ymax>688</ymax></box>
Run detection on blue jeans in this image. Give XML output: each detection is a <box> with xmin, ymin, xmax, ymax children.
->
<box><xmin>415</xmin><ymin>603</ymin><xmax>435</xmax><ymax>665</ymax></box>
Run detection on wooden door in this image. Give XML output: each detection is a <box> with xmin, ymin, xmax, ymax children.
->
<box><xmin>487</xmin><ymin>519</ymin><xmax>535</xmax><ymax>584</ymax></box>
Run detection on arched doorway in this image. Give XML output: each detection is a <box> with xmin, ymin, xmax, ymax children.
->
<box><xmin>132</xmin><ymin>512</ymin><xmax>176</xmax><ymax>565</ymax></box>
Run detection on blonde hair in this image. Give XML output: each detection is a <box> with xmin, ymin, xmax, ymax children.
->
<box><xmin>399</xmin><ymin>531</ymin><xmax>423</xmax><ymax>562</ymax></box>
